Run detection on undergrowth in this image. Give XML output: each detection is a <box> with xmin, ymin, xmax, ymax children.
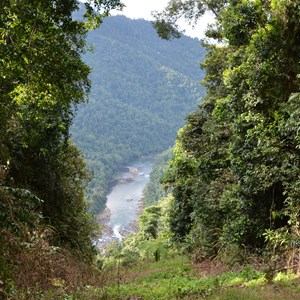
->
<box><xmin>69</xmin><ymin>257</ymin><xmax>300</xmax><ymax>300</ymax></box>
<box><xmin>4</xmin><ymin>255</ymin><xmax>300</xmax><ymax>299</ymax></box>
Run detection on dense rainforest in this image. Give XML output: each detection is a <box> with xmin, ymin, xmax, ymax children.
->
<box><xmin>93</xmin><ymin>1</ymin><xmax>300</xmax><ymax>298</ymax></box>
<box><xmin>1</xmin><ymin>0</ymin><xmax>300</xmax><ymax>299</ymax></box>
<box><xmin>152</xmin><ymin>0</ymin><xmax>300</xmax><ymax>266</ymax></box>
<box><xmin>0</xmin><ymin>0</ymin><xmax>124</xmax><ymax>297</ymax></box>
<box><xmin>71</xmin><ymin>15</ymin><xmax>205</xmax><ymax>212</ymax></box>
<box><xmin>143</xmin><ymin>147</ymin><xmax>173</xmax><ymax>207</ymax></box>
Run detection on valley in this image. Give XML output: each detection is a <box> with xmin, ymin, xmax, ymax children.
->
<box><xmin>71</xmin><ymin>15</ymin><xmax>205</xmax><ymax>212</ymax></box>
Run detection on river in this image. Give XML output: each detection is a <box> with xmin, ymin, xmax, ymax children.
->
<box><xmin>97</xmin><ymin>157</ymin><xmax>154</xmax><ymax>247</ymax></box>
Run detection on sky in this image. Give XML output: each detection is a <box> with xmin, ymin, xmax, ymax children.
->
<box><xmin>111</xmin><ymin>0</ymin><xmax>214</xmax><ymax>39</ymax></box>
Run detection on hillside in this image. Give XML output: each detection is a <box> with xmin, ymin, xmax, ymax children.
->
<box><xmin>2</xmin><ymin>1</ymin><xmax>300</xmax><ymax>299</ymax></box>
<box><xmin>71</xmin><ymin>16</ymin><xmax>205</xmax><ymax>211</ymax></box>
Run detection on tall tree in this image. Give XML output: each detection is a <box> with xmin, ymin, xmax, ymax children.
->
<box><xmin>158</xmin><ymin>0</ymin><xmax>300</xmax><ymax>263</ymax></box>
<box><xmin>0</xmin><ymin>0</ymin><xmax>123</xmax><ymax>258</ymax></box>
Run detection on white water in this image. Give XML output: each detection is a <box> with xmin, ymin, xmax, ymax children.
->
<box><xmin>112</xmin><ymin>224</ymin><xmax>123</xmax><ymax>240</ymax></box>
<box><xmin>98</xmin><ymin>157</ymin><xmax>154</xmax><ymax>246</ymax></box>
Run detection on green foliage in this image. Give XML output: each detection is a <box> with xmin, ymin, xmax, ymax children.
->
<box><xmin>24</xmin><ymin>262</ymin><xmax>297</xmax><ymax>299</ymax></box>
<box><xmin>98</xmin><ymin>262</ymin><xmax>269</xmax><ymax>300</ymax></box>
<box><xmin>101</xmin><ymin>195</ymin><xmax>176</xmax><ymax>268</ymax></box>
<box><xmin>143</xmin><ymin>148</ymin><xmax>173</xmax><ymax>207</ymax></box>
<box><xmin>157</xmin><ymin>0</ymin><xmax>300</xmax><ymax>267</ymax></box>
<box><xmin>41</xmin><ymin>142</ymin><xmax>100</xmax><ymax>261</ymax></box>
<box><xmin>0</xmin><ymin>0</ymin><xmax>122</xmax><ymax>295</ymax></box>
<box><xmin>152</xmin><ymin>19</ymin><xmax>182</xmax><ymax>40</ymax></box>
<box><xmin>138</xmin><ymin>205</ymin><xmax>161</xmax><ymax>239</ymax></box>
<box><xmin>0</xmin><ymin>187</ymin><xmax>43</xmax><ymax>286</ymax></box>
<box><xmin>152</xmin><ymin>0</ymin><xmax>227</xmax><ymax>40</ymax></box>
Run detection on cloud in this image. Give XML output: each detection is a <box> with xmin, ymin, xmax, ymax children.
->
<box><xmin>114</xmin><ymin>0</ymin><xmax>168</xmax><ymax>20</ymax></box>
<box><xmin>112</xmin><ymin>0</ymin><xmax>214</xmax><ymax>39</ymax></box>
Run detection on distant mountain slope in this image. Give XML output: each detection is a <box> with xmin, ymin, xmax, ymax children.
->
<box><xmin>71</xmin><ymin>16</ymin><xmax>205</xmax><ymax>211</ymax></box>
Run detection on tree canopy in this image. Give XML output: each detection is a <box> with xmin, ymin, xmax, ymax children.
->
<box><xmin>158</xmin><ymin>0</ymin><xmax>300</xmax><ymax>266</ymax></box>
<box><xmin>0</xmin><ymin>0</ymin><xmax>122</xmax><ymax>292</ymax></box>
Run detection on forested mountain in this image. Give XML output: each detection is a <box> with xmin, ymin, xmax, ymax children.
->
<box><xmin>71</xmin><ymin>16</ymin><xmax>205</xmax><ymax>211</ymax></box>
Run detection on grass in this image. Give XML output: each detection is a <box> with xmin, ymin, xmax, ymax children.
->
<box><xmin>12</xmin><ymin>257</ymin><xmax>300</xmax><ymax>299</ymax></box>
<box><xmin>73</xmin><ymin>257</ymin><xmax>299</xmax><ymax>299</ymax></box>
<box><xmin>207</xmin><ymin>279</ymin><xmax>300</xmax><ymax>300</ymax></box>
